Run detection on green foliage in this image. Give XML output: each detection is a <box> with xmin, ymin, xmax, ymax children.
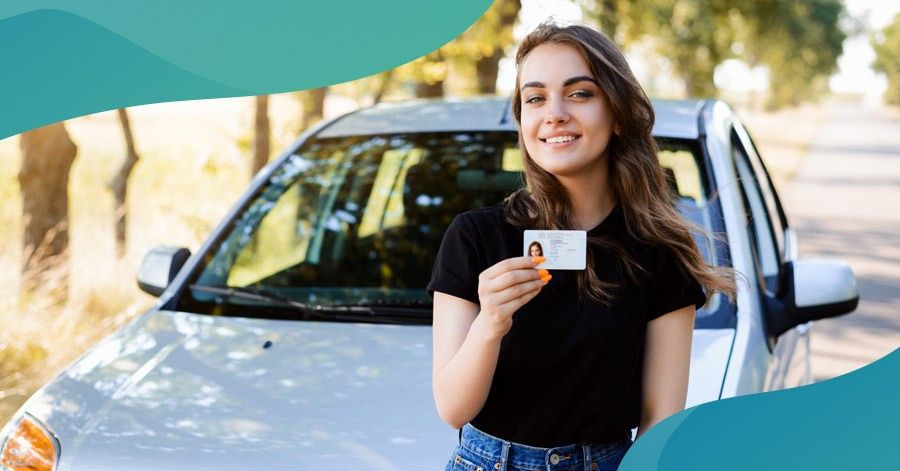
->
<box><xmin>656</xmin><ymin>0</ymin><xmax>735</xmax><ymax>97</ymax></box>
<box><xmin>393</xmin><ymin>0</ymin><xmax>520</xmax><ymax>96</ymax></box>
<box><xmin>580</xmin><ymin>0</ymin><xmax>846</xmax><ymax>107</ymax></box>
<box><xmin>743</xmin><ymin>0</ymin><xmax>846</xmax><ymax>109</ymax></box>
<box><xmin>872</xmin><ymin>14</ymin><xmax>900</xmax><ymax>105</ymax></box>
<box><xmin>579</xmin><ymin>0</ymin><xmax>651</xmax><ymax>44</ymax></box>
<box><xmin>583</xmin><ymin>0</ymin><xmax>737</xmax><ymax>97</ymax></box>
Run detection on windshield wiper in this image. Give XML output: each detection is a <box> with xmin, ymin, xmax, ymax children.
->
<box><xmin>190</xmin><ymin>284</ymin><xmax>360</xmax><ymax>320</ymax></box>
<box><xmin>189</xmin><ymin>285</ymin><xmax>429</xmax><ymax>323</ymax></box>
<box><xmin>337</xmin><ymin>298</ymin><xmax>432</xmax><ymax>309</ymax></box>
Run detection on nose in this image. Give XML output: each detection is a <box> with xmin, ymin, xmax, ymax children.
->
<box><xmin>544</xmin><ymin>97</ymin><xmax>570</xmax><ymax>124</ymax></box>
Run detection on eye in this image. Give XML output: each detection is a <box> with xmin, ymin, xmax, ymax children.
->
<box><xmin>524</xmin><ymin>95</ymin><xmax>544</xmax><ymax>105</ymax></box>
<box><xmin>570</xmin><ymin>90</ymin><xmax>593</xmax><ymax>99</ymax></box>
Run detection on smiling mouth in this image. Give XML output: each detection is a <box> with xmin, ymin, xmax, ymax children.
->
<box><xmin>541</xmin><ymin>135</ymin><xmax>580</xmax><ymax>144</ymax></box>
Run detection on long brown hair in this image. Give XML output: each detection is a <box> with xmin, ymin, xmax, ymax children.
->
<box><xmin>505</xmin><ymin>21</ymin><xmax>737</xmax><ymax>306</ymax></box>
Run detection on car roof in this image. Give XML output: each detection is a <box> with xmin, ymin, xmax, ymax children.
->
<box><xmin>315</xmin><ymin>96</ymin><xmax>707</xmax><ymax>140</ymax></box>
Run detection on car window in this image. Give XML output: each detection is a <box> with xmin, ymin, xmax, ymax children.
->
<box><xmin>191</xmin><ymin>132</ymin><xmax>521</xmax><ymax>311</ymax></box>
<box><xmin>733</xmin><ymin>121</ymin><xmax>787</xmax><ymax>259</ymax></box>
<box><xmin>732</xmin><ymin>129</ymin><xmax>781</xmax><ymax>293</ymax></box>
<box><xmin>182</xmin><ymin>133</ymin><xmax>725</xmax><ymax>323</ymax></box>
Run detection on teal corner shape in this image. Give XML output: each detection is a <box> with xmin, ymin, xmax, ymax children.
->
<box><xmin>623</xmin><ymin>349</ymin><xmax>899</xmax><ymax>470</ymax></box>
<box><xmin>0</xmin><ymin>0</ymin><xmax>493</xmax><ymax>139</ymax></box>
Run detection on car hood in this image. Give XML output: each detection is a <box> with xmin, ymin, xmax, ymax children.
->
<box><xmin>16</xmin><ymin>310</ymin><xmax>733</xmax><ymax>470</ymax></box>
<box><xmin>20</xmin><ymin>310</ymin><xmax>455</xmax><ymax>470</ymax></box>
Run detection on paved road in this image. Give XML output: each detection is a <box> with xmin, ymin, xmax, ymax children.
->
<box><xmin>781</xmin><ymin>100</ymin><xmax>900</xmax><ymax>381</ymax></box>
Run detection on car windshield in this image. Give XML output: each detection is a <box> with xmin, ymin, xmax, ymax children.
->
<box><xmin>180</xmin><ymin>132</ymin><xmax>721</xmax><ymax>322</ymax></box>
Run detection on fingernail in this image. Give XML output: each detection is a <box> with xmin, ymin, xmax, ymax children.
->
<box><xmin>541</xmin><ymin>275</ymin><xmax>552</xmax><ymax>285</ymax></box>
<box><xmin>537</xmin><ymin>269</ymin><xmax>549</xmax><ymax>278</ymax></box>
<box><xmin>532</xmin><ymin>256</ymin><xmax>546</xmax><ymax>264</ymax></box>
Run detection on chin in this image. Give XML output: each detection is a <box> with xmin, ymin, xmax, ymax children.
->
<box><xmin>534</xmin><ymin>160</ymin><xmax>589</xmax><ymax>178</ymax></box>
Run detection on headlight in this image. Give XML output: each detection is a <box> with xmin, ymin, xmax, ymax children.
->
<box><xmin>0</xmin><ymin>413</ymin><xmax>59</xmax><ymax>471</ymax></box>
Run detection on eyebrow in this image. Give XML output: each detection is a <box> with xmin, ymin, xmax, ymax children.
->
<box><xmin>521</xmin><ymin>75</ymin><xmax>599</xmax><ymax>91</ymax></box>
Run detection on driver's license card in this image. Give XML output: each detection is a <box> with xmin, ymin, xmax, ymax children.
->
<box><xmin>523</xmin><ymin>230</ymin><xmax>587</xmax><ymax>270</ymax></box>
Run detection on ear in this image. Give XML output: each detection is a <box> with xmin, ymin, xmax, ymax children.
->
<box><xmin>614</xmin><ymin>124</ymin><xmax>621</xmax><ymax>136</ymax></box>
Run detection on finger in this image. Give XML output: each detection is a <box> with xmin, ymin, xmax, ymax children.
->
<box><xmin>482</xmin><ymin>269</ymin><xmax>543</xmax><ymax>303</ymax></box>
<box><xmin>496</xmin><ymin>280</ymin><xmax>545</xmax><ymax>315</ymax></box>
<box><xmin>491</xmin><ymin>276</ymin><xmax>547</xmax><ymax>307</ymax></box>
<box><xmin>481</xmin><ymin>255</ymin><xmax>545</xmax><ymax>281</ymax></box>
<box><xmin>491</xmin><ymin>267</ymin><xmax>544</xmax><ymax>291</ymax></box>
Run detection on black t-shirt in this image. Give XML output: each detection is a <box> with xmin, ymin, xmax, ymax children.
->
<box><xmin>426</xmin><ymin>201</ymin><xmax>707</xmax><ymax>447</ymax></box>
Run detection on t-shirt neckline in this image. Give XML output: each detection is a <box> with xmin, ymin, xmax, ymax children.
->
<box><xmin>586</xmin><ymin>203</ymin><xmax>621</xmax><ymax>234</ymax></box>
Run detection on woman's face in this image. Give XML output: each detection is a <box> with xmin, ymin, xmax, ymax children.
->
<box><xmin>518</xmin><ymin>42</ymin><xmax>616</xmax><ymax>178</ymax></box>
<box><xmin>529</xmin><ymin>244</ymin><xmax>542</xmax><ymax>257</ymax></box>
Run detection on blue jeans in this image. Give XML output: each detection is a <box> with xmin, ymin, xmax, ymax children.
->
<box><xmin>445</xmin><ymin>423</ymin><xmax>633</xmax><ymax>471</ymax></box>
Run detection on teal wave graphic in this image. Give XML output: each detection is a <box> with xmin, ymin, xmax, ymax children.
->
<box><xmin>0</xmin><ymin>1</ymin><xmax>492</xmax><ymax>139</ymax></box>
<box><xmin>622</xmin><ymin>348</ymin><xmax>900</xmax><ymax>470</ymax></box>
<box><xmin>1</xmin><ymin>9</ymin><xmax>247</xmax><ymax>139</ymax></box>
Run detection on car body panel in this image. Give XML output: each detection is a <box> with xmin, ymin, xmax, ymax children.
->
<box><xmin>686</xmin><ymin>329</ymin><xmax>735</xmax><ymax>407</ymax></box>
<box><xmin>20</xmin><ymin>310</ymin><xmax>456</xmax><ymax>470</ymax></box>
<box><xmin>702</xmin><ymin>100</ymin><xmax>774</xmax><ymax>398</ymax></box>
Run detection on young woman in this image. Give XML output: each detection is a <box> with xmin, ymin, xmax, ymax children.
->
<box><xmin>427</xmin><ymin>22</ymin><xmax>736</xmax><ymax>471</ymax></box>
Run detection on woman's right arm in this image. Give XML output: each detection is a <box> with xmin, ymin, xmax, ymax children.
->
<box><xmin>432</xmin><ymin>256</ymin><xmax>550</xmax><ymax>429</ymax></box>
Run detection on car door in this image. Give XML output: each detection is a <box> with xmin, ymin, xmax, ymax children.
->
<box><xmin>731</xmin><ymin>120</ymin><xmax>812</xmax><ymax>391</ymax></box>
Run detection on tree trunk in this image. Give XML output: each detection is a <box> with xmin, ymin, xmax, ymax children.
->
<box><xmin>475</xmin><ymin>51</ymin><xmax>502</xmax><ymax>94</ymax></box>
<box><xmin>108</xmin><ymin>108</ymin><xmax>140</xmax><ymax>258</ymax></box>
<box><xmin>474</xmin><ymin>0</ymin><xmax>520</xmax><ymax>94</ymax></box>
<box><xmin>18</xmin><ymin>122</ymin><xmax>77</xmax><ymax>296</ymax></box>
<box><xmin>295</xmin><ymin>87</ymin><xmax>328</xmax><ymax>134</ymax></box>
<box><xmin>599</xmin><ymin>0</ymin><xmax>618</xmax><ymax>37</ymax></box>
<box><xmin>304</xmin><ymin>87</ymin><xmax>327</xmax><ymax>128</ymax></box>
<box><xmin>373</xmin><ymin>70</ymin><xmax>393</xmax><ymax>104</ymax></box>
<box><xmin>252</xmin><ymin>95</ymin><xmax>270</xmax><ymax>175</ymax></box>
<box><xmin>415</xmin><ymin>80</ymin><xmax>444</xmax><ymax>98</ymax></box>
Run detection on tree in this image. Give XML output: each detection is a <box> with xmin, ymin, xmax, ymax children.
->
<box><xmin>293</xmin><ymin>87</ymin><xmax>328</xmax><ymax>134</ymax></box>
<box><xmin>391</xmin><ymin>0</ymin><xmax>521</xmax><ymax>97</ymax></box>
<box><xmin>108</xmin><ymin>108</ymin><xmax>140</xmax><ymax>258</ymax></box>
<box><xmin>579</xmin><ymin>0</ymin><xmax>645</xmax><ymax>43</ymax></box>
<box><xmin>251</xmin><ymin>95</ymin><xmax>270</xmax><ymax>175</ymax></box>
<box><xmin>462</xmin><ymin>0</ymin><xmax>522</xmax><ymax>93</ymax></box>
<box><xmin>581</xmin><ymin>0</ymin><xmax>735</xmax><ymax>97</ymax></box>
<box><xmin>743</xmin><ymin>0</ymin><xmax>846</xmax><ymax>109</ymax></box>
<box><xmin>18</xmin><ymin>122</ymin><xmax>77</xmax><ymax>296</ymax></box>
<box><xmin>372</xmin><ymin>70</ymin><xmax>393</xmax><ymax>104</ymax></box>
<box><xmin>872</xmin><ymin>13</ymin><xmax>900</xmax><ymax>105</ymax></box>
<box><xmin>580</xmin><ymin>0</ymin><xmax>846</xmax><ymax>107</ymax></box>
<box><xmin>413</xmin><ymin>50</ymin><xmax>447</xmax><ymax>98</ymax></box>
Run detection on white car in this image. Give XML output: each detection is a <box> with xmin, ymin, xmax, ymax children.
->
<box><xmin>0</xmin><ymin>98</ymin><xmax>858</xmax><ymax>470</ymax></box>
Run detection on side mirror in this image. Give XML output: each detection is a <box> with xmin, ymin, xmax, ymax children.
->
<box><xmin>137</xmin><ymin>246</ymin><xmax>191</xmax><ymax>297</ymax></box>
<box><xmin>766</xmin><ymin>258</ymin><xmax>859</xmax><ymax>338</ymax></box>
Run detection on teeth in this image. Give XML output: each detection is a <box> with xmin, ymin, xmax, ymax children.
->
<box><xmin>545</xmin><ymin>135</ymin><xmax>576</xmax><ymax>143</ymax></box>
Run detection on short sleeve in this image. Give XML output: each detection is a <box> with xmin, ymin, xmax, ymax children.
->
<box><xmin>647</xmin><ymin>246</ymin><xmax>708</xmax><ymax>321</ymax></box>
<box><xmin>426</xmin><ymin>214</ymin><xmax>482</xmax><ymax>305</ymax></box>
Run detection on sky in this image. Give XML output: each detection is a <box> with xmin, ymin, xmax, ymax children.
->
<box><xmin>497</xmin><ymin>0</ymin><xmax>900</xmax><ymax>102</ymax></box>
<box><xmin>829</xmin><ymin>0</ymin><xmax>898</xmax><ymax>98</ymax></box>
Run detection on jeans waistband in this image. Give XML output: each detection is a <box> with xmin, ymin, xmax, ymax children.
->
<box><xmin>459</xmin><ymin>423</ymin><xmax>632</xmax><ymax>471</ymax></box>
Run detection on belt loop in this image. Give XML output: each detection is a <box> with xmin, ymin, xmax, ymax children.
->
<box><xmin>500</xmin><ymin>439</ymin><xmax>510</xmax><ymax>471</ymax></box>
<box><xmin>582</xmin><ymin>444</ymin><xmax>591</xmax><ymax>471</ymax></box>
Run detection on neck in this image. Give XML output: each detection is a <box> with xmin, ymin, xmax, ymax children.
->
<box><xmin>556</xmin><ymin>160</ymin><xmax>617</xmax><ymax>231</ymax></box>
